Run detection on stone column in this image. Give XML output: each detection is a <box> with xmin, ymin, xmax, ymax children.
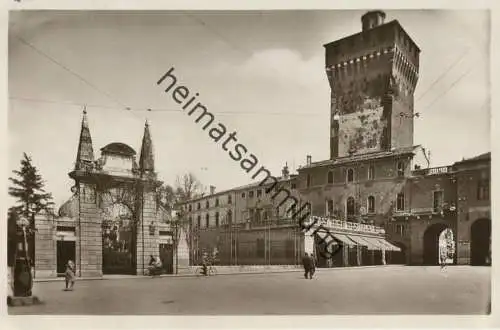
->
<box><xmin>136</xmin><ymin>185</ymin><xmax>160</xmax><ymax>275</ymax></box>
<box><xmin>342</xmin><ymin>244</ymin><xmax>349</xmax><ymax>266</ymax></box>
<box><xmin>381</xmin><ymin>249</ymin><xmax>386</xmax><ymax>265</ymax></box>
<box><xmin>78</xmin><ymin>184</ymin><xmax>102</xmax><ymax>277</ymax></box>
<box><xmin>34</xmin><ymin>213</ymin><xmax>56</xmax><ymax>278</ymax></box>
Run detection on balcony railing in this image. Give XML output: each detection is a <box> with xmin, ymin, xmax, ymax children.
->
<box><xmin>412</xmin><ymin>166</ymin><xmax>453</xmax><ymax>176</ymax></box>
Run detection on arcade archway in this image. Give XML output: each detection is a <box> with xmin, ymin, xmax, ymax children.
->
<box><xmin>423</xmin><ymin>223</ymin><xmax>454</xmax><ymax>265</ymax></box>
<box><xmin>470</xmin><ymin>218</ymin><xmax>491</xmax><ymax>266</ymax></box>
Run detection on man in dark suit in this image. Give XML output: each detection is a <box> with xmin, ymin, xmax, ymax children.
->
<box><xmin>302</xmin><ymin>252</ymin><xmax>315</xmax><ymax>279</ymax></box>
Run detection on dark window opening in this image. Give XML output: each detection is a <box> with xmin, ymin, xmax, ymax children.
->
<box><xmin>215</xmin><ymin>212</ymin><xmax>220</xmax><ymax>227</ymax></box>
<box><xmin>368</xmin><ymin>196</ymin><xmax>375</xmax><ymax>213</ymax></box>
<box><xmin>347</xmin><ymin>168</ymin><xmax>355</xmax><ymax>183</ymax></box>
<box><xmin>307</xmin><ymin>174</ymin><xmax>312</xmax><ymax>187</ymax></box>
<box><xmin>56</xmin><ymin>226</ymin><xmax>75</xmax><ymax>232</ymax></box>
<box><xmin>433</xmin><ymin>191</ymin><xmax>444</xmax><ymax>212</ymax></box>
<box><xmin>249</xmin><ymin>191</ymin><xmax>254</xmax><ymax>198</ymax></box>
<box><xmin>215</xmin><ymin>198</ymin><xmax>219</xmax><ymax>207</ymax></box>
<box><xmin>197</xmin><ymin>203</ymin><xmax>201</xmax><ymax>210</ymax></box>
<box><xmin>327</xmin><ymin>199</ymin><xmax>334</xmax><ymax>215</ymax></box>
<box><xmin>228</xmin><ymin>195</ymin><xmax>232</xmax><ymax>204</ymax></box>
<box><xmin>256</xmin><ymin>239</ymin><xmax>265</xmax><ymax>258</ymax></box>
<box><xmin>327</xmin><ymin>171</ymin><xmax>334</xmax><ymax>184</ymax></box>
<box><xmin>368</xmin><ymin>165</ymin><xmax>375</xmax><ymax>180</ymax></box>
<box><xmin>206</xmin><ymin>200</ymin><xmax>210</xmax><ymax>209</ymax></box>
<box><xmin>197</xmin><ymin>216</ymin><xmax>201</xmax><ymax>228</ymax></box>
<box><xmin>346</xmin><ymin>197</ymin><xmax>355</xmax><ymax>216</ymax></box>
<box><xmin>477</xmin><ymin>179</ymin><xmax>490</xmax><ymax>200</ymax></box>
<box><xmin>397</xmin><ymin>161</ymin><xmax>405</xmax><ymax>177</ymax></box>
<box><xmin>396</xmin><ymin>193</ymin><xmax>405</xmax><ymax>211</ymax></box>
<box><xmin>257</xmin><ymin>189</ymin><xmax>262</xmax><ymax>197</ymax></box>
<box><xmin>205</xmin><ymin>214</ymin><xmax>209</xmax><ymax>228</ymax></box>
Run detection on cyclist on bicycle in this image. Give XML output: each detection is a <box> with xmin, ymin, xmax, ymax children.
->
<box><xmin>201</xmin><ymin>252</ymin><xmax>209</xmax><ymax>276</ymax></box>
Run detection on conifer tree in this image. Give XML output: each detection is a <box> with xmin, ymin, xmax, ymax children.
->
<box><xmin>8</xmin><ymin>153</ymin><xmax>54</xmax><ymax>262</ymax></box>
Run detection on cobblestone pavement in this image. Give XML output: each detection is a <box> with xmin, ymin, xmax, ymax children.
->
<box><xmin>8</xmin><ymin>266</ymin><xmax>490</xmax><ymax>315</ymax></box>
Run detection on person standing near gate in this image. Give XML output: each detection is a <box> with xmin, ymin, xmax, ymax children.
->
<box><xmin>64</xmin><ymin>260</ymin><xmax>76</xmax><ymax>291</ymax></box>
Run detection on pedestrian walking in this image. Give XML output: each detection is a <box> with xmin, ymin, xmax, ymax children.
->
<box><xmin>302</xmin><ymin>252</ymin><xmax>314</xmax><ymax>279</ymax></box>
<box><xmin>440</xmin><ymin>250</ymin><xmax>447</xmax><ymax>270</ymax></box>
<box><xmin>65</xmin><ymin>259</ymin><xmax>76</xmax><ymax>291</ymax></box>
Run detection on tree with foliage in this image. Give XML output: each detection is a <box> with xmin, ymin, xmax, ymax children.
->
<box><xmin>175</xmin><ymin>172</ymin><xmax>204</xmax><ymax>202</ymax></box>
<box><xmin>8</xmin><ymin>153</ymin><xmax>54</xmax><ymax>263</ymax></box>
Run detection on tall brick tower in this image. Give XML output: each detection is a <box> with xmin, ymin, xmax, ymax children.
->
<box><xmin>325</xmin><ymin>10</ymin><xmax>420</xmax><ymax>159</ymax></box>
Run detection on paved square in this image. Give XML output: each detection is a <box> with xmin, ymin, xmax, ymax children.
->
<box><xmin>8</xmin><ymin>266</ymin><xmax>490</xmax><ymax>315</ymax></box>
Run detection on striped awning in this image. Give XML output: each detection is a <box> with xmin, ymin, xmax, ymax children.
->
<box><xmin>331</xmin><ymin>233</ymin><xmax>357</xmax><ymax>247</ymax></box>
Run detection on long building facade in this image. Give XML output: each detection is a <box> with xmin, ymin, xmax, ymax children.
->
<box><xmin>181</xmin><ymin>10</ymin><xmax>491</xmax><ymax>268</ymax></box>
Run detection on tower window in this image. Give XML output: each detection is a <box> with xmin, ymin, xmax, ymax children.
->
<box><xmin>368</xmin><ymin>196</ymin><xmax>375</xmax><ymax>213</ymax></box>
<box><xmin>396</xmin><ymin>193</ymin><xmax>405</xmax><ymax>211</ymax></box>
<box><xmin>327</xmin><ymin>171</ymin><xmax>334</xmax><ymax>184</ymax></box>
<box><xmin>347</xmin><ymin>168</ymin><xmax>355</xmax><ymax>183</ymax></box>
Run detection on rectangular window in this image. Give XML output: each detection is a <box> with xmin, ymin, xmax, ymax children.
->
<box><xmin>327</xmin><ymin>199</ymin><xmax>334</xmax><ymax>215</ymax></box>
<box><xmin>397</xmin><ymin>161</ymin><xmax>405</xmax><ymax>177</ymax></box>
<box><xmin>396</xmin><ymin>193</ymin><xmax>405</xmax><ymax>211</ymax></box>
<box><xmin>241</xmin><ymin>192</ymin><xmax>245</xmax><ymax>198</ymax></box>
<box><xmin>368</xmin><ymin>165</ymin><xmax>375</xmax><ymax>180</ymax></box>
<box><xmin>228</xmin><ymin>195</ymin><xmax>232</xmax><ymax>204</ymax></box>
<box><xmin>433</xmin><ymin>191</ymin><xmax>444</xmax><ymax>212</ymax></box>
<box><xmin>477</xmin><ymin>179</ymin><xmax>490</xmax><ymax>200</ymax></box>
<box><xmin>368</xmin><ymin>196</ymin><xmax>375</xmax><ymax>213</ymax></box>
<box><xmin>215</xmin><ymin>198</ymin><xmax>219</xmax><ymax>207</ymax></box>
<box><xmin>257</xmin><ymin>189</ymin><xmax>262</xmax><ymax>197</ymax></box>
<box><xmin>197</xmin><ymin>216</ymin><xmax>201</xmax><ymax>228</ymax></box>
<box><xmin>188</xmin><ymin>204</ymin><xmax>192</xmax><ymax>212</ymax></box>
<box><xmin>215</xmin><ymin>213</ymin><xmax>220</xmax><ymax>227</ymax></box>
<box><xmin>256</xmin><ymin>239</ymin><xmax>265</xmax><ymax>258</ymax></box>
<box><xmin>249</xmin><ymin>191</ymin><xmax>254</xmax><ymax>198</ymax></box>
<box><xmin>307</xmin><ymin>174</ymin><xmax>312</xmax><ymax>187</ymax></box>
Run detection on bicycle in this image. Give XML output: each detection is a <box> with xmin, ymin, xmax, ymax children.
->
<box><xmin>194</xmin><ymin>264</ymin><xmax>217</xmax><ymax>276</ymax></box>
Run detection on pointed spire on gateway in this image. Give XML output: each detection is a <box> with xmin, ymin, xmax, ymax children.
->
<box><xmin>139</xmin><ymin>119</ymin><xmax>155</xmax><ymax>173</ymax></box>
<box><xmin>75</xmin><ymin>106</ymin><xmax>95</xmax><ymax>170</ymax></box>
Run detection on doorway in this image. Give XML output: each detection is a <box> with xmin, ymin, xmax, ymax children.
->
<box><xmin>423</xmin><ymin>223</ymin><xmax>452</xmax><ymax>265</ymax></box>
<box><xmin>57</xmin><ymin>241</ymin><xmax>76</xmax><ymax>277</ymax></box>
<box><xmin>159</xmin><ymin>244</ymin><xmax>174</xmax><ymax>274</ymax></box>
<box><xmin>471</xmin><ymin>219</ymin><xmax>491</xmax><ymax>266</ymax></box>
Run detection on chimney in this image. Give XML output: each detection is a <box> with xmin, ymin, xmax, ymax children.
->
<box><xmin>306</xmin><ymin>155</ymin><xmax>312</xmax><ymax>166</ymax></box>
<box><xmin>282</xmin><ymin>163</ymin><xmax>290</xmax><ymax>179</ymax></box>
<box><xmin>361</xmin><ymin>10</ymin><xmax>386</xmax><ymax>31</ymax></box>
<box><xmin>210</xmin><ymin>185</ymin><xmax>216</xmax><ymax>195</ymax></box>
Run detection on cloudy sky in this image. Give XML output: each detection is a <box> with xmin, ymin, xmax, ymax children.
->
<box><xmin>8</xmin><ymin>10</ymin><xmax>490</xmax><ymax>208</ymax></box>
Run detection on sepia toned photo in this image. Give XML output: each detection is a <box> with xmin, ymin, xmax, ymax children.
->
<box><xmin>6</xmin><ymin>9</ymin><xmax>491</xmax><ymax>317</ymax></box>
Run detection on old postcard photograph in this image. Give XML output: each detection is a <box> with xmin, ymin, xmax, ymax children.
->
<box><xmin>3</xmin><ymin>3</ymin><xmax>494</xmax><ymax>328</ymax></box>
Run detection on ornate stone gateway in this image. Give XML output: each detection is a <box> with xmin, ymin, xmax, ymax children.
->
<box><xmin>60</xmin><ymin>110</ymin><xmax>173</xmax><ymax>277</ymax></box>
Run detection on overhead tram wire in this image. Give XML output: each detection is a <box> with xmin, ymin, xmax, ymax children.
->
<box><xmin>9</xmin><ymin>96</ymin><xmax>325</xmax><ymax>116</ymax></box>
<box><xmin>12</xmin><ymin>34</ymin><xmax>149</xmax><ymax>123</ymax></box>
<box><xmin>415</xmin><ymin>47</ymin><xmax>471</xmax><ymax>103</ymax></box>
<box><xmin>420</xmin><ymin>65</ymin><xmax>475</xmax><ymax>112</ymax></box>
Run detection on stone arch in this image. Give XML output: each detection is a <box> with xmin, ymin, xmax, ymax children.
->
<box><xmin>423</xmin><ymin>223</ymin><xmax>452</xmax><ymax>265</ymax></box>
<box><xmin>470</xmin><ymin>218</ymin><xmax>491</xmax><ymax>266</ymax></box>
